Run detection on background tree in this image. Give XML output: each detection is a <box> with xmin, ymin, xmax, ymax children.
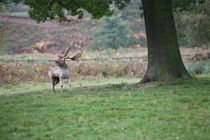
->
<box><xmin>92</xmin><ymin>13</ymin><xmax>135</xmax><ymax>50</ymax></box>
<box><xmin>140</xmin><ymin>0</ymin><xmax>191</xmax><ymax>82</ymax></box>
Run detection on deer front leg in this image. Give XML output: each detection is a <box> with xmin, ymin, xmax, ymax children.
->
<box><xmin>60</xmin><ymin>76</ymin><xmax>63</xmax><ymax>93</ymax></box>
<box><xmin>52</xmin><ymin>79</ymin><xmax>55</xmax><ymax>93</ymax></box>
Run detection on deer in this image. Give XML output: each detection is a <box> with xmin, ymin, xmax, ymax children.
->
<box><xmin>48</xmin><ymin>46</ymin><xmax>82</xmax><ymax>93</ymax></box>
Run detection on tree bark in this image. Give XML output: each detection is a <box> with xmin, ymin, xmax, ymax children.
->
<box><xmin>141</xmin><ymin>0</ymin><xmax>192</xmax><ymax>83</ymax></box>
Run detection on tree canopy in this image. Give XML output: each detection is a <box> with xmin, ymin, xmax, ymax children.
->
<box><xmin>0</xmin><ymin>0</ymin><xmax>205</xmax><ymax>22</ymax></box>
<box><xmin>1</xmin><ymin>0</ymin><xmax>131</xmax><ymax>22</ymax></box>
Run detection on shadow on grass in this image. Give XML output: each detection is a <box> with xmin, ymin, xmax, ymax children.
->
<box><xmin>0</xmin><ymin>81</ymin><xmax>149</xmax><ymax>98</ymax></box>
<box><xmin>1</xmin><ymin>77</ymin><xmax>210</xmax><ymax>98</ymax></box>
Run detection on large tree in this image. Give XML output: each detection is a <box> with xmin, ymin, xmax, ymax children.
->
<box><xmin>1</xmin><ymin>0</ymin><xmax>193</xmax><ymax>82</ymax></box>
<box><xmin>140</xmin><ymin>0</ymin><xmax>191</xmax><ymax>82</ymax></box>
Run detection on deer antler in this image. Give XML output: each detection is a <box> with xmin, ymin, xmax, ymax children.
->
<box><xmin>58</xmin><ymin>45</ymin><xmax>82</xmax><ymax>61</ymax></box>
<box><xmin>70</xmin><ymin>51</ymin><xmax>82</xmax><ymax>60</ymax></box>
<box><xmin>65</xmin><ymin>51</ymin><xmax>83</xmax><ymax>61</ymax></box>
<box><xmin>57</xmin><ymin>46</ymin><xmax>72</xmax><ymax>59</ymax></box>
<box><xmin>63</xmin><ymin>46</ymin><xmax>72</xmax><ymax>58</ymax></box>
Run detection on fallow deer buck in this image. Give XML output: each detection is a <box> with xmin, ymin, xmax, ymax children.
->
<box><xmin>48</xmin><ymin>47</ymin><xmax>82</xmax><ymax>93</ymax></box>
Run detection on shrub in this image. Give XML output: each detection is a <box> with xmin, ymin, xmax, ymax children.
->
<box><xmin>91</xmin><ymin>13</ymin><xmax>137</xmax><ymax>50</ymax></box>
<box><xmin>187</xmin><ymin>61</ymin><xmax>210</xmax><ymax>74</ymax></box>
<box><xmin>0</xmin><ymin>61</ymin><xmax>146</xmax><ymax>84</ymax></box>
<box><xmin>174</xmin><ymin>0</ymin><xmax>210</xmax><ymax>48</ymax></box>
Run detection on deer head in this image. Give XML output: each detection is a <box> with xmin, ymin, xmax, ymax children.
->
<box><xmin>55</xmin><ymin>46</ymin><xmax>82</xmax><ymax>68</ymax></box>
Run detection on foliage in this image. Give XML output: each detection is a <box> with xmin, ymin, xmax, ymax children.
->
<box><xmin>0</xmin><ymin>78</ymin><xmax>210</xmax><ymax>139</ymax></box>
<box><xmin>0</xmin><ymin>61</ymin><xmax>146</xmax><ymax>84</ymax></box>
<box><xmin>0</xmin><ymin>0</ymin><xmax>131</xmax><ymax>22</ymax></box>
<box><xmin>120</xmin><ymin>0</ymin><xmax>141</xmax><ymax>20</ymax></box>
<box><xmin>187</xmin><ymin>60</ymin><xmax>210</xmax><ymax>74</ymax></box>
<box><xmin>0</xmin><ymin>2</ymin><xmax>5</xmax><ymax>13</ymax></box>
<box><xmin>0</xmin><ymin>20</ymin><xmax>11</xmax><ymax>47</ymax></box>
<box><xmin>0</xmin><ymin>0</ymin><xmax>205</xmax><ymax>22</ymax></box>
<box><xmin>92</xmin><ymin>14</ymin><xmax>135</xmax><ymax>50</ymax></box>
<box><xmin>172</xmin><ymin>0</ymin><xmax>205</xmax><ymax>11</ymax></box>
<box><xmin>174</xmin><ymin>0</ymin><xmax>210</xmax><ymax>48</ymax></box>
<box><xmin>0</xmin><ymin>44</ymin><xmax>11</xmax><ymax>54</ymax></box>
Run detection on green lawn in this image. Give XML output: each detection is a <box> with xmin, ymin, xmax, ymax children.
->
<box><xmin>0</xmin><ymin>77</ymin><xmax>210</xmax><ymax>140</ymax></box>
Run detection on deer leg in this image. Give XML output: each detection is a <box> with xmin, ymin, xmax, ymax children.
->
<box><xmin>52</xmin><ymin>79</ymin><xmax>55</xmax><ymax>93</ymax></box>
<box><xmin>68</xmin><ymin>77</ymin><xmax>71</xmax><ymax>87</ymax></box>
<box><xmin>50</xmin><ymin>77</ymin><xmax>55</xmax><ymax>93</ymax></box>
<box><xmin>53</xmin><ymin>76</ymin><xmax>60</xmax><ymax>93</ymax></box>
<box><xmin>60</xmin><ymin>77</ymin><xmax>63</xmax><ymax>93</ymax></box>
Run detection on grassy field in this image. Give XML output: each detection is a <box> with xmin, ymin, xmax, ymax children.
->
<box><xmin>0</xmin><ymin>77</ymin><xmax>140</xmax><ymax>95</ymax></box>
<box><xmin>0</xmin><ymin>77</ymin><xmax>210</xmax><ymax>140</ymax></box>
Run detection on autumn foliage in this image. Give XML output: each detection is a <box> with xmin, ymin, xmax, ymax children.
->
<box><xmin>0</xmin><ymin>61</ymin><xmax>146</xmax><ymax>84</ymax></box>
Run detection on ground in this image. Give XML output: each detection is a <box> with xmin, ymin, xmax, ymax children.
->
<box><xmin>0</xmin><ymin>77</ymin><xmax>210</xmax><ymax>140</ymax></box>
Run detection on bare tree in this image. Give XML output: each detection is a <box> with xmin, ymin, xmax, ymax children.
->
<box><xmin>48</xmin><ymin>47</ymin><xmax>82</xmax><ymax>93</ymax></box>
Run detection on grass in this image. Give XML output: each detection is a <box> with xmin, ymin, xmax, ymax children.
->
<box><xmin>0</xmin><ymin>77</ymin><xmax>140</xmax><ymax>95</ymax></box>
<box><xmin>0</xmin><ymin>77</ymin><xmax>210</xmax><ymax>140</ymax></box>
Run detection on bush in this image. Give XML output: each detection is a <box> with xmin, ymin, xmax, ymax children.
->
<box><xmin>0</xmin><ymin>61</ymin><xmax>146</xmax><ymax>84</ymax></box>
<box><xmin>187</xmin><ymin>61</ymin><xmax>210</xmax><ymax>74</ymax></box>
<box><xmin>174</xmin><ymin>0</ymin><xmax>210</xmax><ymax>48</ymax></box>
<box><xmin>91</xmin><ymin>14</ymin><xmax>137</xmax><ymax>50</ymax></box>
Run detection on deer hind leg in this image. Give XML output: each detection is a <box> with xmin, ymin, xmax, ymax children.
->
<box><xmin>50</xmin><ymin>77</ymin><xmax>55</xmax><ymax>93</ymax></box>
<box><xmin>52</xmin><ymin>84</ymin><xmax>55</xmax><ymax>93</ymax></box>
<box><xmin>68</xmin><ymin>77</ymin><xmax>71</xmax><ymax>87</ymax></box>
<box><xmin>52</xmin><ymin>76</ymin><xmax>60</xmax><ymax>93</ymax></box>
<box><xmin>52</xmin><ymin>78</ymin><xmax>56</xmax><ymax>93</ymax></box>
<box><xmin>60</xmin><ymin>76</ymin><xmax>63</xmax><ymax>93</ymax></box>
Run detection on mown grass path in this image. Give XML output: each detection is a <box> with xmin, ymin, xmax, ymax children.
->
<box><xmin>0</xmin><ymin>78</ymin><xmax>210</xmax><ymax>140</ymax></box>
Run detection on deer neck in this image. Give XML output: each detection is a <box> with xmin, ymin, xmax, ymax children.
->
<box><xmin>59</xmin><ymin>63</ymin><xmax>68</xmax><ymax>69</ymax></box>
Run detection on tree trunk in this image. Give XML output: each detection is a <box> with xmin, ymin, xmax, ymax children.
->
<box><xmin>141</xmin><ymin>0</ymin><xmax>191</xmax><ymax>83</ymax></box>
